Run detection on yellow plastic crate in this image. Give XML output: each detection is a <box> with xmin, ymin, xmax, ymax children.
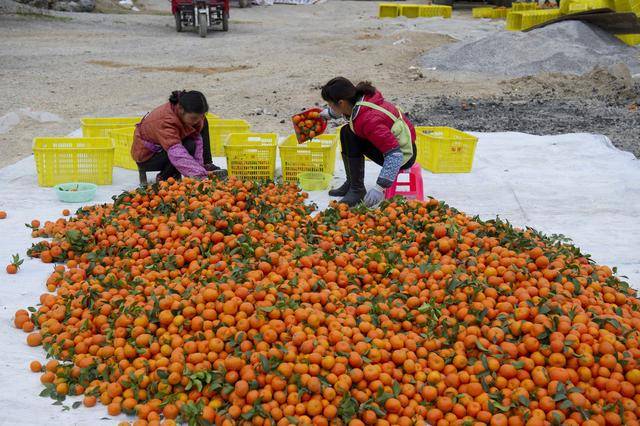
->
<box><xmin>630</xmin><ymin>0</ymin><xmax>640</xmax><ymax>14</ymax></box>
<box><xmin>569</xmin><ymin>3</ymin><xmax>589</xmax><ymax>10</ymax></box>
<box><xmin>326</xmin><ymin>133</ymin><xmax>339</xmax><ymax>168</ymax></box>
<box><xmin>491</xmin><ymin>7</ymin><xmax>511</xmax><ymax>18</ymax></box>
<box><xmin>506</xmin><ymin>11</ymin><xmax>524</xmax><ymax>29</ymax></box>
<box><xmin>81</xmin><ymin>117</ymin><xmax>141</xmax><ymax>138</ymax></box>
<box><xmin>33</xmin><ymin>137</ymin><xmax>114</xmax><ymax>187</ymax></box>
<box><xmin>415</xmin><ymin>127</ymin><xmax>477</xmax><ymax>173</ymax></box>
<box><xmin>224</xmin><ymin>133</ymin><xmax>278</xmax><ymax>180</ymax></box>
<box><xmin>473</xmin><ymin>6</ymin><xmax>496</xmax><ymax>17</ymax></box>
<box><xmin>107</xmin><ymin>127</ymin><xmax>137</xmax><ymax>170</ymax></box>
<box><xmin>512</xmin><ymin>1</ymin><xmax>539</xmax><ymax>10</ymax></box>
<box><xmin>401</xmin><ymin>4</ymin><xmax>421</xmax><ymax>18</ymax></box>
<box><xmin>617</xmin><ymin>33</ymin><xmax>640</xmax><ymax>45</ymax></box>
<box><xmin>419</xmin><ymin>5</ymin><xmax>452</xmax><ymax>17</ymax></box>
<box><xmin>614</xmin><ymin>0</ymin><xmax>631</xmax><ymax>11</ymax></box>
<box><xmin>209</xmin><ymin>119</ymin><xmax>251</xmax><ymax>157</ymax></box>
<box><xmin>567</xmin><ymin>0</ymin><xmax>615</xmax><ymax>11</ymax></box>
<box><xmin>522</xmin><ymin>9</ymin><xmax>560</xmax><ymax>29</ymax></box>
<box><xmin>379</xmin><ymin>3</ymin><xmax>400</xmax><ymax>17</ymax></box>
<box><xmin>508</xmin><ymin>9</ymin><xmax>560</xmax><ymax>30</ymax></box>
<box><xmin>279</xmin><ymin>135</ymin><xmax>338</xmax><ymax>184</ymax></box>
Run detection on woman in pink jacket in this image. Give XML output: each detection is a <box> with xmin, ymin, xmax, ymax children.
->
<box><xmin>131</xmin><ymin>90</ymin><xmax>225</xmax><ymax>182</ymax></box>
<box><xmin>320</xmin><ymin>77</ymin><xmax>417</xmax><ymax>207</ymax></box>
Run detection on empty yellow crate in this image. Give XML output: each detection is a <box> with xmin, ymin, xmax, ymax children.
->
<box><xmin>224</xmin><ymin>133</ymin><xmax>278</xmax><ymax>180</ymax></box>
<box><xmin>84</xmin><ymin>112</ymin><xmax>217</xmax><ymax>138</ymax></box>
<box><xmin>617</xmin><ymin>33</ymin><xmax>640</xmax><ymax>45</ymax></box>
<box><xmin>512</xmin><ymin>1</ymin><xmax>538</xmax><ymax>10</ymax></box>
<box><xmin>420</xmin><ymin>5</ymin><xmax>452</xmax><ymax>17</ymax></box>
<box><xmin>33</xmin><ymin>137</ymin><xmax>114</xmax><ymax>187</ymax></box>
<box><xmin>415</xmin><ymin>127</ymin><xmax>477</xmax><ymax>173</ymax></box>
<box><xmin>473</xmin><ymin>6</ymin><xmax>495</xmax><ymax>17</ymax></box>
<box><xmin>81</xmin><ymin>117</ymin><xmax>142</xmax><ymax>138</ymax></box>
<box><xmin>401</xmin><ymin>4</ymin><xmax>421</xmax><ymax>18</ymax></box>
<box><xmin>630</xmin><ymin>0</ymin><xmax>640</xmax><ymax>14</ymax></box>
<box><xmin>379</xmin><ymin>3</ymin><xmax>400</xmax><ymax>17</ymax></box>
<box><xmin>279</xmin><ymin>135</ymin><xmax>338</xmax><ymax>183</ymax></box>
<box><xmin>107</xmin><ymin>127</ymin><xmax>137</xmax><ymax>170</ymax></box>
<box><xmin>209</xmin><ymin>119</ymin><xmax>251</xmax><ymax>157</ymax></box>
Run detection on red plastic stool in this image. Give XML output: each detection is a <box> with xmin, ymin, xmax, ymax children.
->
<box><xmin>384</xmin><ymin>163</ymin><xmax>424</xmax><ymax>201</ymax></box>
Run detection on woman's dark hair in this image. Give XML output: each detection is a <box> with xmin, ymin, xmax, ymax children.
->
<box><xmin>169</xmin><ymin>90</ymin><xmax>209</xmax><ymax>114</ymax></box>
<box><xmin>321</xmin><ymin>77</ymin><xmax>376</xmax><ymax>105</ymax></box>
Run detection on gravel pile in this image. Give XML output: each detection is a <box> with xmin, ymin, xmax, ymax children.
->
<box><xmin>420</xmin><ymin>21</ymin><xmax>640</xmax><ymax>77</ymax></box>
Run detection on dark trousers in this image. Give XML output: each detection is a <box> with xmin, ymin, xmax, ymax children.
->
<box><xmin>137</xmin><ymin>116</ymin><xmax>212</xmax><ymax>180</ymax></box>
<box><xmin>340</xmin><ymin>125</ymin><xmax>417</xmax><ymax>170</ymax></box>
<box><xmin>139</xmin><ymin>137</ymin><xmax>196</xmax><ymax>181</ymax></box>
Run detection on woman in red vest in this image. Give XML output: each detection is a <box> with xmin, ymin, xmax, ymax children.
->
<box><xmin>320</xmin><ymin>77</ymin><xmax>417</xmax><ymax>207</ymax></box>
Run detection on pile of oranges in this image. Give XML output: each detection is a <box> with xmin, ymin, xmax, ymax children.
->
<box><xmin>15</xmin><ymin>177</ymin><xmax>640</xmax><ymax>426</ymax></box>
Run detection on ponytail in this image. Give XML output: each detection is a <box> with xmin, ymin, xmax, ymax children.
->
<box><xmin>321</xmin><ymin>77</ymin><xmax>377</xmax><ymax>106</ymax></box>
<box><xmin>169</xmin><ymin>90</ymin><xmax>185</xmax><ymax>105</ymax></box>
<box><xmin>355</xmin><ymin>81</ymin><xmax>376</xmax><ymax>98</ymax></box>
<box><xmin>168</xmin><ymin>90</ymin><xmax>209</xmax><ymax>114</ymax></box>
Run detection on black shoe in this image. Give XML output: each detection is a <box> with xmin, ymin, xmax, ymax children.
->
<box><xmin>329</xmin><ymin>154</ymin><xmax>350</xmax><ymax>197</ymax></box>
<box><xmin>339</xmin><ymin>156</ymin><xmax>366</xmax><ymax>207</ymax></box>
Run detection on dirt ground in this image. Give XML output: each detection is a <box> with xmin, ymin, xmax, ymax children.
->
<box><xmin>410</xmin><ymin>69</ymin><xmax>640</xmax><ymax>157</ymax></box>
<box><xmin>0</xmin><ymin>1</ymin><xmax>639</xmax><ymax>168</ymax></box>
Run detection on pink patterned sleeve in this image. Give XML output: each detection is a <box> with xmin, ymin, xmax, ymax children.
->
<box><xmin>193</xmin><ymin>134</ymin><xmax>204</xmax><ymax>165</ymax></box>
<box><xmin>167</xmin><ymin>144</ymin><xmax>207</xmax><ymax>178</ymax></box>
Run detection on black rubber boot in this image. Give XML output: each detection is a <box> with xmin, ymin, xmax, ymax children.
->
<box><xmin>339</xmin><ymin>156</ymin><xmax>366</xmax><ymax>207</ymax></box>
<box><xmin>329</xmin><ymin>154</ymin><xmax>350</xmax><ymax>197</ymax></box>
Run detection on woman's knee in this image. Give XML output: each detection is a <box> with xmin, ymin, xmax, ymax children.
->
<box><xmin>340</xmin><ymin>126</ymin><xmax>360</xmax><ymax>156</ymax></box>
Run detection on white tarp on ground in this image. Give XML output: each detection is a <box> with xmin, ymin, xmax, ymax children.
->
<box><xmin>0</xmin><ymin>131</ymin><xmax>638</xmax><ymax>424</ymax></box>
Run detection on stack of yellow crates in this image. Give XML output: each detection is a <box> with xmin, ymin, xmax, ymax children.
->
<box><xmin>563</xmin><ymin>0</ymin><xmax>615</xmax><ymax>12</ymax></box>
<box><xmin>419</xmin><ymin>4</ymin><xmax>452</xmax><ymax>17</ymax></box>
<box><xmin>613</xmin><ymin>0</ymin><xmax>640</xmax><ymax>45</ymax></box>
<box><xmin>472</xmin><ymin>6</ymin><xmax>495</xmax><ymax>17</ymax></box>
<box><xmin>506</xmin><ymin>9</ymin><xmax>561</xmax><ymax>30</ymax></box>
<box><xmin>378</xmin><ymin>3</ymin><xmax>452</xmax><ymax>18</ymax></box>
<box><xmin>472</xmin><ymin>4</ymin><xmax>513</xmax><ymax>18</ymax></box>
<box><xmin>378</xmin><ymin>2</ymin><xmax>400</xmax><ymax>17</ymax></box>
<box><xmin>555</xmin><ymin>0</ymin><xmax>639</xmax><ymax>45</ymax></box>
<box><xmin>512</xmin><ymin>1</ymin><xmax>539</xmax><ymax>10</ymax></box>
<box><xmin>491</xmin><ymin>7</ymin><xmax>511</xmax><ymax>18</ymax></box>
